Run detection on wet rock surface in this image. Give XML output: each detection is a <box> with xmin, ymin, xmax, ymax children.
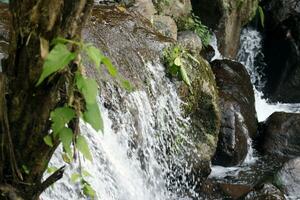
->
<box><xmin>276</xmin><ymin>158</ymin><xmax>300</xmax><ymax>199</ymax></box>
<box><xmin>152</xmin><ymin>15</ymin><xmax>177</xmax><ymax>40</ymax></box>
<box><xmin>211</xmin><ymin>59</ymin><xmax>257</xmax><ymax>166</ymax></box>
<box><xmin>203</xmin><ymin>154</ymin><xmax>285</xmax><ymax>199</ymax></box>
<box><xmin>191</xmin><ymin>0</ymin><xmax>258</xmax><ymax>58</ymax></box>
<box><xmin>85</xmin><ymin>5</ymin><xmax>222</xmax><ymax>187</ymax></box>
<box><xmin>259</xmin><ymin>112</ymin><xmax>300</xmax><ymax>158</ymax></box>
<box><xmin>244</xmin><ymin>183</ymin><xmax>286</xmax><ymax>200</ymax></box>
<box><xmin>261</xmin><ymin>0</ymin><xmax>300</xmax><ymax>103</ymax></box>
<box><xmin>84</xmin><ymin>6</ymin><xmax>173</xmax><ymax>89</ymax></box>
<box><xmin>178</xmin><ymin>55</ymin><xmax>221</xmax><ymax>182</ymax></box>
<box><xmin>153</xmin><ymin>0</ymin><xmax>192</xmax><ymax>21</ymax></box>
<box><xmin>177</xmin><ymin>31</ymin><xmax>202</xmax><ymax>54</ymax></box>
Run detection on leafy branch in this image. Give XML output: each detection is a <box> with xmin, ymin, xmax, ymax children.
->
<box><xmin>37</xmin><ymin>37</ymin><xmax>132</xmax><ymax>199</ymax></box>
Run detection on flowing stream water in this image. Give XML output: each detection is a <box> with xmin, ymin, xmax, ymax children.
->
<box><xmin>42</xmin><ymin>61</ymin><xmax>199</xmax><ymax>200</ymax></box>
<box><xmin>237</xmin><ymin>27</ymin><xmax>300</xmax><ymax>122</ymax></box>
<box><xmin>41</xmin><ymin>26</ymin><xmax>300</xmax><ymax>199</ymax></box>
<box><xmin>210</xmin><ymin>27</ymin><xmax>300</xmax><ymax>197</ymax></box>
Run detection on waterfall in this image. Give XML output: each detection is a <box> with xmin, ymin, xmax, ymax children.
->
<box><xmin>42</xmin><ymin>61</ymin><xmax>198</xmax><ymax>200</ymax></box>
<box><xmin>210</xmin><ymin>26</ymin><xmax>300</xmax><ymax>180</ymax></box>
<box><xmin>237</xmin><ymin>27</ymin><xmax>300</xmax><ymax>122</ymax></box>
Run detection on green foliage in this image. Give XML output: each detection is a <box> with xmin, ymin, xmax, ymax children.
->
<box><xmin>75</xmin><ymin>74</ymin><xmax>98</xmax><ymax>105</ymax></box>
<box><xmin>70</xmin><ymin>170</ymin><xmax>96</xmax><ymax>199</ymax></box>
<box><xmin>37</xmin><ymin>37</ymin><xmax>133</xmax><ymax>198</ymax></box>
<box><xmin>59</xmin><ymin>127</ymin><xmax>73</xmax><ymax>157</ymax></box>
<box><xmin>51</xmin><ymin>106</ymin><xmax>75</xmax><ymax>136</ymax></box>
<box><xmin>47</xmin><ymin>166</ymin><xmax>58</xmax><ymax>174</ymax></box>
<box><xmin>85</xmin><ymin>45</ymin><xmax>103</xmax><ymax>67</ymax></box>
<box><xmin>177</xmin><ymin>14</ymin><xmax>211</xmax><ymax>47</ymax></box>
<box><xmin>163</xmin><ymin>44</ymin><xmax>201</xmax><ymax>87</ymax></box>
<box><xmin>36</xmin><ymin>44</ymin><xmax>75</xmax><ymax>86</ymax></box>
<box><xmin>43</xmin><ymin>135</ymin><xmax>54</xmax><ymax>147</ymax></box>
<box><xmin>22</xmin><ymin>165</ymin><xmax>30</xmax><ymax>174</ymax></box>
<box><xmin>76</xmin><ymin>135</ymin><xmax>93</xmax><ymax>162</ymax></box>
<box><xmin>258</xmin><ymin>6</ymin><xmax>265</xmax><ymax>28</ymax></box>
<box><xmin>83</xmin><ymin>103</ymin><xmax>103</xmax><ymax>132</ymax></box>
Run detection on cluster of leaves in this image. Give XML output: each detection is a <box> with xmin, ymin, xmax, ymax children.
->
<box><xmin>177</xmin><ymin>14</ymin><xmax>211</xmax><ymax>47</ymax></box>
<box><xmin>39</xmin><ymin>37</ymin><xmax>131</xmax><ymax>199</ymax></box>
<box><xmin>71</xmin><ymin>170</ymin><xmax>96</xmax><ymax>198</ymax></box>
<box><xmin>163</xmin><ymin>44</ymin><xmax>200</xmax><ymax>87</ymax></box>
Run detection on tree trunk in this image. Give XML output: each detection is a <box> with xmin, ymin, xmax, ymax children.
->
<box><xmin>0</xmin><ymin>1</ymin><xmax>93</xmax><ymax>199</ymax></box>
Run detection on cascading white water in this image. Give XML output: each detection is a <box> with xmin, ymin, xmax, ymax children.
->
<box><xmin>237</xmin><ymin>27</ymin><xmax>300</xmax><ymax>122</ymax></box>
<box><xmin>42</xmin><ymin>61</ymin><xmax>198</xmax><ymax>200</ymax></box>
<box><xmin>210</xmin><ymin>27</ymin><xmax>300</xmax><ymax>180</ymax></box>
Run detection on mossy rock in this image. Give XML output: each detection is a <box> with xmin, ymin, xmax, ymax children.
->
<box><xmin>178</xmin><ymin>55</ymin><xmax>221</xmax><ymax>179</ymax></box>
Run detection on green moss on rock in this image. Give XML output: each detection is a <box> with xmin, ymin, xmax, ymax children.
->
<box><xmin>178</xmin><ymin>54</ymin><xmax>221</xmax><ymax>164</ymax></box>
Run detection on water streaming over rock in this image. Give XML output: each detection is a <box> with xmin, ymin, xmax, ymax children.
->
<box><xmin>42</xmin><ymin>61</ymin><xmax>200</xmax><ymax>200</ymax></box>
<box><xmin>237</xmin><ymin>27</ymin><xmax>300</xmax><ymax>122</ymax></box>
<box><xmin>209</xmin><ymin>27</ymin><xmax>300</xmax><ymax>198</ymax></box>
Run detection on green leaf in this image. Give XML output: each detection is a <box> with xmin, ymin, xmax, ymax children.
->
<box><xmin>120</xmin><ymin>79</ymin><xmax>133</xmax><ymax>91</ymax></box>
<box><xmin>85</xmin><ymin>45</ymin><xmax>104</xmax><ymax>67</ymax></box>
<box><xmin>174</xmin><ymin>57</ymin><xmax>182</xmax><ymax>66</ymax></box>
<box><xmin>51</xmin><ymin>37</ymin><xmax>69</xmax><ymax>46</ymax></box>
<box><xmin>51</xmin><ymin>107</ymin><xmax>75</xmax><ymax>136</ymax></box>
<box><xmin>83</xmin><ymin>184</ymin><xmax>96</xmax><ymax>198</ymax></box>
<box><xmin>47</xmin><ymin>166</ymin><xmax>58</xmax><ymax>174</ymax></box>
<box><xmin>83</xmin><ymin>103</ymin><xmax>103</xmax><ymax>132</ymax></box>
<box><xmin>62</xmin><ymin>153</ymin><xmax>72</xmax><ymax>164</ymax></box>
<box><xmin>36</xmin><ymin>43</ymin><xmax>75</xmax><ymax>86</ymax></box>
<box><xmin>102</xmin><ymin>57</ymin><xmax>118</xmax><ymax>78</ymax></box>
<box><xmin>43</xmin><ymin>135</ymin><xmax>54</xmax><ymax>147</ymax></box>
<box><xmin>76</xmin><ymin>74</ymin><xmax>98</xmax><ymax>104</ymax></box>
<box><xmin>22</xmin><ymin>165</ymin><xmax>30</xmax><ymax>174</ymax></box>
<box><xmin>180</xmin><ymin>66</ymin><xmax>191</xmax><ymax>87</ymax></box>
<box><xmin>258</xmin><ymin>6</ymin><xmax>265</xmax><ymax>28</ymax></box>
<box><xmin>59</xmin><ymin>127</ymin><xmax>73</xmax><ymax>157</ymax></box>
<box><xmin>82</xmin><ymin>170</ymin><xmax>92</xmax><ymax>177</ymax></box>
<box><xmin>71</xmin><ymin>173</ymin><xmax>81</xmax><ymax>183</ymax></box>
<box><xmin>76</xmin><ymin>135</ymin><xmax>93</xmax><ymax>162</ymax></box>
<box><xmin>187</xmin><ymin>53</ymin><xmax>200</xmax><ymax>64</ymax></box>
<box><xmin>168</xmin><ymin>64</ymin><xmax>179</xmax><ymax>76</ymax></box>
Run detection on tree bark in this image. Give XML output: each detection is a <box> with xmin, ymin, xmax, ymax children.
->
<box><xmin>0</xmin><ymin>1</ymin><xmax>93</xmax><ymax>199</ymax></box>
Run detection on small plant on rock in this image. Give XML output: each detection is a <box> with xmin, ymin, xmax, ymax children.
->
<box><xmin>177</xmin><ymin>14</ymin><xmax>211</xmax><ymax>47</ymax></box>
<box><xmin>163</xmin><ymin>44</ymin><xmax>200</xmax><ymax>87</ymax></box>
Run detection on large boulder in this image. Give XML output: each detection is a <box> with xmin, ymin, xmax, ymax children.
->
<box><xmin>86</xmin><ymin>5</ymin><xmax>221</xmax><ymax>187</ymax></box>
<box><xmin>276</xmin><ymin>158</ymin><xmax>300</xmax><ymax>198</ymax></box>
<box><xmin>191</xmin><ymin>0</ymin><xmax>259</xmax><ymax>58</ymax></box>
<box><xmin>178</xmin><ymin>55</ymin><xmax>221</xmax><ymax>183</ymax></box>
<box><xmin>261</xmin><ymin>0</ymin><xmax>300</xmax><ymax>103</ymax></box>
<box><xmin>259</xmin><ymin>112</ymin><xmax>300</xmax><ymax>158</ymax></box>
<box><xmin>211</xmin><ymin>59</ymin><xmax>257</xmax><ymax>166</ymax></box>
